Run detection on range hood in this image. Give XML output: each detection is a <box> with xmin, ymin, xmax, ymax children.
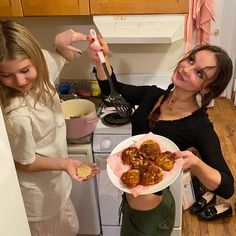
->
<box><xmin>93</xmin><ymin>14</ymin><xmax>185</xmax><ymax>44</ymax></box>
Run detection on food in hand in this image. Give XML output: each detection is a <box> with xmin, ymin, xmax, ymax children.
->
<box><xmin>121</xmin><ymin>169</ymin><xmax>141</xmax><ymax>188</ymax></box>
<box><xmin>140</xmin><ymin>165</ymin><xmax>163</xmax><ymax>186</ymax></box>
<box><xmin>76</xmin><ymin>164</ymin><xmax>92</xmax><ymax>178</ymax></box>
<box><xmin>139</xmin><ymin>139</ymin><xmax>161</xmax><ymax>161</ymax></box>
<box><xmin>155</xmin><ymin>151</ymin><xmax>175</xmax><ymax>171</ymax></box>
<box><xmin>121</xmin><ymin>146</ymin><xmax>139</xmax><ymax>165</ymax></box>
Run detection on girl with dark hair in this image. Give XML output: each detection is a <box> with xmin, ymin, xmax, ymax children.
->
<box><xmin>87</xmin><ymin>35</ymin><xmax>234</xmax><ymax>236</ymax></box>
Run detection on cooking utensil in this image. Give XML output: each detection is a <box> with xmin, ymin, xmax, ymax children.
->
<box><xmin>61</xmin><ymin>99</ymin><xmax>97</xmax><ymax>139</ymax></box>
<box><xmin>90</xmin><ymin>29</ymin><xmax>132</xmax><ymax>118</ymax></box>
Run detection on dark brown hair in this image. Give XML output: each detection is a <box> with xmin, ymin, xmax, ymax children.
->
<box><xmin>149</xmin><ymin>44</ymin><xmax>233</xmax><ymax>126</ymax></box>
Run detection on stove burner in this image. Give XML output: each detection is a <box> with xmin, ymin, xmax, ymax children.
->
<box><xmin>102</xmin><ymin>112</ymin><xmax>130</xmax><ymax>126</ymax></box>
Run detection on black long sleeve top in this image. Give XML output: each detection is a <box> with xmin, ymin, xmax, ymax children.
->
<box><xmin>98</xmin><ymin>71</ymin><xmax>234</xmax><ymax>199</ymax></box>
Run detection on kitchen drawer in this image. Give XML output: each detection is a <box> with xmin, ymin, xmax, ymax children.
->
<box><xmin>102</xmin><ymin>226</ymin><xmax>121</xmax><ymax>236</ymax></box>
<box><xmin>67</xmin><ymin>143</ymin><xmax>93</xmax><ymax>160</ymax></box>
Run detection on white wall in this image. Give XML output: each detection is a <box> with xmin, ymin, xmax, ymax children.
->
<box><xmin>210</xmin><ymin>0</ymin><xmax>236</xmax><ymax>100</ymax></box>
<box><xmin>9</xmin><ymin>16</ymin><xmax>94</xmax><ymax>80</ymax></box>
<box><xmin>9</xmin><ymin>16</ymin><xmax>184</xmax><ymax>81</ymax></box>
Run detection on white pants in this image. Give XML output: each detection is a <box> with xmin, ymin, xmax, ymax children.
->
<box><xmin>29</xmin><ymin>198</ymin><xmax>79</xmax><ymax>236</ymax></box>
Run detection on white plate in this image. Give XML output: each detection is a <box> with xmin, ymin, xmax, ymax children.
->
<box><xmin>107</xmin><ymin>134</ymin><xmax>183</xmax><ymax>194</ymax></box>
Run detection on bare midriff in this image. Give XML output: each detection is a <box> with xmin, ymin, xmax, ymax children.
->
<box><xmin>125</xmin><ymin>193</ymin><xmax>162</xmax><ymax>211</ymax></box>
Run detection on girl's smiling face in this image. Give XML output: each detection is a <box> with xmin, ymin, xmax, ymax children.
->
<box><xmin>172</xmin><ymin>50</ymin><xmax>217</xmax><ymax>93</ymax></box>
<box><xmin>0</xmin><ymin>58</ymin><xmax>37</xmax><ymax>92</ymax></box>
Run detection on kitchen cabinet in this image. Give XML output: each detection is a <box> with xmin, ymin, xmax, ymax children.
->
<box><xmin>0</xmin><ymin>0</ymin><xmax>89</xmax><ymax>16</ymax></box>
<box><xmin>0</xmin><ymin>0</ymin><xmax>23</xmax><ymax>16</ymax></box>
<box><xmin>0</xmin><ymin>0</ymin><xmax>188</xmax><ymax>17</ymax></box>
<box><xmin>1</xmin><ymin>0</ymin><xmax>90</xmax><ymax>16</ymax></box>
<box><xmin>90</xmin><ymin>0</ymin><xmax>189</xmax><ymax>15</ymax></box>
<box><xmin>21</xmin><ymin>0</ymin><xmax>90</xmax><ymax>16</ymax></box>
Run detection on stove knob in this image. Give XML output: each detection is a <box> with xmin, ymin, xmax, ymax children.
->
<box><xmin>100</xmin><ymin>138</ymin><xmax>112</xmax><ymax>150</ymax></box>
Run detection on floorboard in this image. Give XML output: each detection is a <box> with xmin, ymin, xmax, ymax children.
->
<box><xmin>181</xmin><ymin>97</ymin><xmax>236</xmax><ymax>236</ymax></box>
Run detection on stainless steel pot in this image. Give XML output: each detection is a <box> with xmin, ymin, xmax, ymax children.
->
<box><xmin>61</xmin><ymin>99</ymin><xmax>97</xmax><ymax>139</ymax></box>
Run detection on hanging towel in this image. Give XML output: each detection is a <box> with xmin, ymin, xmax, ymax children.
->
<box><xmin>184</xmin><ymin>0</ymin><xmax>215</xmax><ymax>52</ymax></box>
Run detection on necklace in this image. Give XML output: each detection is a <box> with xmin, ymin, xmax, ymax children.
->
<box><xmin>165</xmin><ymin>94</ymin><xmax>197</xmax><ymax>112</ymax></box>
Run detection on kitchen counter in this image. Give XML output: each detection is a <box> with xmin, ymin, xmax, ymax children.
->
<box><xmin>58</xmin><ymin>80</ymin><xmax>102</xmax><ymax>109</ymax></box>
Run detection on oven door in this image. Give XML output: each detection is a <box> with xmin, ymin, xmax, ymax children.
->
<box><xmin>94</xmin><ymin>153</ymin><xmax>122</xmax><ymax>236</ymax></box>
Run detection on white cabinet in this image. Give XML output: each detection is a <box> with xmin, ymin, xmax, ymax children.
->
<box><xmin>67</xmin><ymin>143</ymin><xmax>101</xmax><ymax>235</ymax></box>
<box><xmin>0</xmin><ymin>107</ymin><xmax>31</xmax><ymax>235</ymax></box>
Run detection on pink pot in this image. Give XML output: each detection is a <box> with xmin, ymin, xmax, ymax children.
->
<box><xmin>61</xmin><ymin>99</ymin><xmax>97</xmax><ymax>139</ymax></box>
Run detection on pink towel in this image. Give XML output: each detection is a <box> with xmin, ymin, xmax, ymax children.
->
<box><xmin>184</xmin><ymin>0</ymin><xmax>215</xmax><ymax>52</ymax></box>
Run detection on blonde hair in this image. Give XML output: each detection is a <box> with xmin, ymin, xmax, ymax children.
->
<box><xmin>0</xmin><ymin>19</ymin><xmax>56</xmax><ymax>114</ymax></box>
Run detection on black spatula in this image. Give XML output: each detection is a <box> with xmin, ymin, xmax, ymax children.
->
<box><xmin>90</xmin><ymin>29</ymin><xmax>132</xmax><ymax>118</ymax></box>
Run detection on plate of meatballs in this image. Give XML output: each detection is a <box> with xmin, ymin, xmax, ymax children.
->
<box><xmin>106</xmin><ymin>133</ymin><xmax>183</xmax><ymax>195</ymax></box>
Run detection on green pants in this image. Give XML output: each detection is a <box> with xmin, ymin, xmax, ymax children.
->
<box><xmin>120</xmin><ymin>189</ymin><xmax>175</xmax><ymax>236</ymax></box>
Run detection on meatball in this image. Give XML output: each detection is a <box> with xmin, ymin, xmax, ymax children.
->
<box><xmin>140</xmin><ymin>165</ymin><xmax>163</xmax><ymax>186</ymax></box>
<box><xmin>139</xmin><ymin>139</ymin><xmax>161</xmax><ymax>161</ymax></box>
<box><xmin>131</xmin><ymin>157</ymin><xmax>150</xmax><ymax>174</ymax></box>
<box><xmin>121</xmin><ymin>146</ymin><xmax>139</xmax><ymax>165</ymax></box>
<box><xmin>121</xmin><ymin>169</ymin><xmax>141</xmax><ymax>188</ymax></box>
<box><xmin>155</xmin><ymin>151</ymin><xmax>175</xmax><ymax>171</ymax></box>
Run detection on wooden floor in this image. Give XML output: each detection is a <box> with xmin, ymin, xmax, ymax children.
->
<box><xmin>181</xmin><ymin>97</ymin><xmax>236</xmax><ymax>236</ymax></box>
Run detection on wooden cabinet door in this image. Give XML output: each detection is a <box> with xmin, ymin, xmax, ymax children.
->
<box><xmin>21</xmin><ymin>0</ymin><xmax>90</xmax><ymax>16</ymax></box>
<box><xmin>0</xmin><ymin>0</ymin><xmax>23</xmax><ymax>16</ymax></box>
<box><xmin>90</xmin><ymin>0</ymin><xmax>189</xmax><ymax>15</ymax></box>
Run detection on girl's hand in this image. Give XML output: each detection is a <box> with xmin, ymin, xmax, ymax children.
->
<box><xmin>85</xmin><ymin>163</ymin><xmax>101</xmax><ymax>180</ymax></box>
<box><xmin>64</xmin><ymin>158</ymin><xmax>100</xmax><ymax>182</ymax></box>
<box><xmin>54</xmin><ymin>29</ymin><xmax>87</xmax><ymax>54</ymax></box>
<box><xmin>54</xmin><ymin>29</ymin><xmax>87</xmax><ymax>62</ymax></box>
<box><xmin>87</xmin><ymin>34</ymin><xmax>110</xmax><ymax>64</ymax></box>
<box><xmin>173</xmin><ymin>150</ymin><xmax>199</xmax><ymax>170</ymax></box>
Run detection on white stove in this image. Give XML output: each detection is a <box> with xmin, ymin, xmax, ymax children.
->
<box><xmin>92</xmin><ymin>105</ymin><xmax>131</xmax><ymax>236</ymax></box>
<box><xmin>93</xmin><ymin>105</ymin><xmax>132</xmax><ymax>153</ymax></box>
